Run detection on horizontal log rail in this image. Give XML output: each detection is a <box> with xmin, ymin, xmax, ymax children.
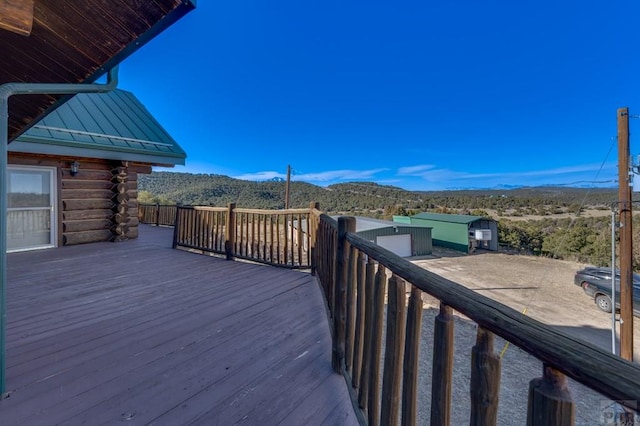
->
<box><xmin>311</xmin><ymin>214</ymin><xmax>640</xmax><ymax>426</ymax></box>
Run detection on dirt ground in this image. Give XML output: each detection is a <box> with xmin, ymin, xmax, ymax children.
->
<box><xmin>484</xmin><ymin>207</ymin><xmax>612</xmax><ymax>221</ymax></box>
<box><xmin>412</xmin><ymin>247</ymin><xmax>640</xmax><ymax>356</ymax></box>
<box><xmin>409</xmin><ymin>248</ymin><xmax>640</xmax><ymax>425</ymax></box>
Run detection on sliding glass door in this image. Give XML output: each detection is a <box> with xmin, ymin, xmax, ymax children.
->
<box><xmin>7</xmin><ymin>166</ymin><xmax>56</xmax><ymax>252</ymax></box>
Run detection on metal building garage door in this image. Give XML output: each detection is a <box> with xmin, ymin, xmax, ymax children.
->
<box><xmin>376</xmin><ymin>234</ymin><xmax>412</xmax><ymax>257</ymax></box>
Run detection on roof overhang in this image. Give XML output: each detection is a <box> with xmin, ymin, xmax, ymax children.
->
<box><xmin>1</xmin><ymin>0</ymin><xmax>197</xmax><ymax>142</ymax></box>
<box><xmin>9</xmin><ymin>89</ymin><xmax>187</xmax><ymax>166</ymax></box>
<box><xmin>8</xmin><ymin>138</ymin><xmax>184</xmax><ymax>167</ymax></box>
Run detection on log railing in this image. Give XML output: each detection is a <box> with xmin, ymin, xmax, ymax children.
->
<box><xmin>311</xmin><ymin>214</ymin><xmax>640</xmax><ymax>426</ymax></box>
<box><xmin>139</xmin><ymin>203</ymin><xmax>177</xmax><ymax>227</ymax></box>
<box><xmin>166</xmin><ymin>203</ymin><xmax>640</xmax><ymax>424</ymax></box>
<box><xmin>171</xmin><ymin>203</ymin><xmax>314</xmax><ymax>268</ymax></box>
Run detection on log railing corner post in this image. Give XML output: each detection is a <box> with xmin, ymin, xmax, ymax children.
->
<box><xmin>332</xmin><ymin>216</ymin><xmax>356</xmax><ymax>374</ymax></box>
<box><xmin>527</xmin><ymin>365</ymin><xmax>575</xmax><ymax>426</ymax></box>
<box><xmin>225</xmin><ymin>202</ymin><xmax>236</xmax><ymax>261</ymax></box>
<box><xmin>172</xmin><ymin>206</ymin><xmax>181</xmax><ymax>249</ymax></box>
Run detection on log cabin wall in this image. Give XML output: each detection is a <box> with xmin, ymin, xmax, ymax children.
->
<box><xmin>8</xmin><ymin>153</ymin><xmax>151</xmax><ymax>247</ymax></box>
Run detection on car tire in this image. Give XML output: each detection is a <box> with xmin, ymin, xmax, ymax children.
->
<box><xmin>595</xmin><ymin>294</ymin><xmax>612</xmax><ymax>313</ymax></box>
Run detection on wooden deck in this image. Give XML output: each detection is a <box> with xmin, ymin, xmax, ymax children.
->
<box><xmin>1</xmin><ymin>225</ymin><xmax>358</xmax><ymax>425</ymax></box>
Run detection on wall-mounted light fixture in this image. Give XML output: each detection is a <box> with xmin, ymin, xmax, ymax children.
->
<box><xmin>70</xmin><ymin>160</ymin><xmax>80</xmax><ymax>176</ymax></box>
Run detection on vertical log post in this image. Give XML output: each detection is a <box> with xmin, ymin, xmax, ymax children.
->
<box><xmin>276</xmin><ymin>214</ymin><xmax>281</xmax><ymax>264</ymax></box>
<box><xmin>358</xmin><ymin>256</ymin><xmax>376</xmax><ymax>414</ymax></box>
<box><xmin>345</xmin><ymin>245</ymin><xmax>357</xmax><ymax>375</ymax></box>
<box><xmin>381</xmin><ymin>274</ymin><xmax>407</xmax><ymax>426</ymax></box>
<box><xmin>309</xmin><ymin>202</ymin><xmax>319</xmax><ymax>275</ymax></box>
<box><xmin>368</xmin><ymin>264</ymin><xmax>387</xmax><ymax>426</ymax></box>
<box><xmin>262</xmin><ymin>213</ymin><xmax>267</xmax><ymax>261</ymax></box>
<box><xmin>205</xmin><ymin>210</ymin><xmax>212</xmax><ymax>250</ymax></box>
<box><xmin>225</xmin><ymin>203</ymin><xmax>236</xmax><ymax>260</ymax></box>
<box><xmin>251</xmin><ymin>213</ymin><xmax>256</xmax><ymax>258</ymax></box>
<box><xmin>242</xmin><ymin>213</ymin><xmax>248</xmax><ymax>256</ymax></box>
<box><xmin>187</xmin><ymin>207</ymin><xmax>193</xmax><ymax>245</ymax></box>
<box><xmin>333</xmin><ymin>216</ymin><xmax>356</xmax><ymax>373</ymax></box>
<box><xmin>330</xmin><ymin>224</ymin><xmax>338</xmax><ymax>315</ymax></box>
<box><xmin>352</xmin><ymin>251</ymin><xmax>366</xmax><ymax>390</ymax></box>
<box><xmin>297</xmin><ymin>212</ymin><xmax>303</xmax><ymax>266</ymax></box>
<box><xmin>155</xmin><ymin>203</ymin><xmax>160</xmax><ymax>226</ymax></box>
<box><xmin>194</xmin><ymin>208</ymin><xmax>201</xmax><ymax>247</ymax></box>
<box><xmin>330</xmin><ymin>221</ymin><xmax>337</xmax><ymax>317</ymax></box>
<box><xmin>402</xmin><ymin>286</ymin><xmax>423</xmax><ymax>426</ymax></box>
<box><xmin>172</xmin><ymin>206</ymin><xmax>181</xmax><ymax>249</ymax></box>
<box><xmin>527</xmin><ymin>365</ymin><xmax>575</xmax><ymax>426</ymax></box>
<box><xmin>284</xmin><ymin>213</ymin><xmax>289</xmax><ymax>265</ymax></box>
<box><xmin>270</xmin><ymin>215</ymin><xmax>275</xmax><ymax>263</ymax></box>
<box><xmin>470</xmin><ymin>327</ymin><xmax>501</xmax><ymax>426</ymax></box>
<box><xmin>431</xmin><ymin>303</ymin><xmax>454</xmax><ymax>426</ymax></box>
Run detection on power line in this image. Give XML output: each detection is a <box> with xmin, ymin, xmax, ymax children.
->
<box><xmin>553</xmin><ymin>179</ymin><xmax>617</xmax><ymax>186</ymax></box>
<box><xmin>500</xmin><ymin>135</ymin><xmax>618</xmax><ymax>358</ymax></box>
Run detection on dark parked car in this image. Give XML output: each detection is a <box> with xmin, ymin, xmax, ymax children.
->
<box><xmin>574</xmin><ymin>267</ymin><xmax>640</xmax><ymax>315</ymax></box>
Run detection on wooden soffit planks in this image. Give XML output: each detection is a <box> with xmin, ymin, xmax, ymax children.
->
<box><xmin>0</xmin><ymin>0</ymin><xmax>35</xmax><ymax>36</ymax></box>
<box><xmin>0</xmin><ymin>0</ymin><xmax>196</xmax><ymax>142</ymax></box>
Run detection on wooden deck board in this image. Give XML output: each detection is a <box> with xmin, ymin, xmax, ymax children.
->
<box><xmin>8</xmin><ymin>267</ymin><xmax>300</xmax><ymax>365</ymax></box>
<box><xmin>1</xmin><ymin>225</ymin><xmax>358</xmax><ymax>425</ymax></box>
<box><xmin>7</xmin><ymin>282</ymin><xmax>311</xmax><ymax>409</ymax></box>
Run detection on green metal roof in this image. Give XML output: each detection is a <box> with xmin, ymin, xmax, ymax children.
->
<box><xmin>9</xmin><ymin>89</ymin><xmax>186</xmax><ymax>166</ymax></box>
<box><xmin>411</xmin><ymin>212</ymin><xmax>488</xmax><ymax>224</ymax></box>
<box><xmin>330</xmin><ymin>215</ymin><xmax>427</xmax><ymax>233</ymax></box>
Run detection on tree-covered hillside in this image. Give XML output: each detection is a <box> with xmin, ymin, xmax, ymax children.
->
<box><xmin>138</xmin><ymin>172</ymin><xmax>429</xmax><ymax>213</ymax></box>
<box><xmin>138</xmin><ymin>172</ymin><xmax>621</xmax><ymax>215</ymax></box>
<box><xmin>138</xmin><ymin>171</ymin><xmax>640</xmax><ymax>268</ymax></box>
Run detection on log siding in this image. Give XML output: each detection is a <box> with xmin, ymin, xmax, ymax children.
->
<box><xmin>8</xmin><ymin>153</ymin><xmax>150</xmax><ymax>247</ymax></box>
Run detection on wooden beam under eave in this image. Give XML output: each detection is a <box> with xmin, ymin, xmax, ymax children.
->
<box><xmin>0</xmin><ymin>0</ymin><xmax>35</xmax><ymax>36</ymax></box>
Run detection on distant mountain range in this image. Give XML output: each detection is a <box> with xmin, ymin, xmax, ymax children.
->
<box><xmin>138</xmin><ymin>171</ymin><xmax>624</xmax><ymax>216</ymax></box>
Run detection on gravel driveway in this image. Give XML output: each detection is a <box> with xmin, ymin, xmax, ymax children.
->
<box><xmin>409</xmin><ymin>248</ymin><xmax>640</xmax><ymax>425</ymax></box>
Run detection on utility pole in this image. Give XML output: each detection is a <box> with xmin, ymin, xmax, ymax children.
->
<box><xmin>284</xmin><ymin>164</ymin><xmax>291</xmax><ymax>210</ymax></box>
<box><xmin>617</xmin><ymin>107</ymin><xmax>634</xmax><ymax>361</ymax></box>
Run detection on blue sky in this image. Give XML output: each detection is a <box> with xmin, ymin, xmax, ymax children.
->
<box><xmin>119</xmin><ymin>1</ymin><xmax>640</xmax><ymax>190</ymax></box>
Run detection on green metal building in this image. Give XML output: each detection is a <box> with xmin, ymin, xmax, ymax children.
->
<box><xmin>333</xmin><ymin>216</ymin><xmax>432</xmax><ymax>257</ymax></box>
<box><xmin>393</xmin><ymin>212</ymin><xmax>498</xmax><ymax>253</ymax></box>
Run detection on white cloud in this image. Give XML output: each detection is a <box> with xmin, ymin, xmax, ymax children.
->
<box><xmin>231</xmin><ymin>168</ymin><xmax>389</xmax><ymax>184</ymax></box>
<box><xmin>295</xmin><ymin>168</ymin><xmax>388</xmax><ymax>182</ymax></box>
<box><xmin>395</xmin><ymin>162</ymin><xmax>617</xmax><ymax>189</ymax></box>
<box><xmin>398</xmin><ymin>163</ymin><xmax>615</xmax><ymax>181</ymax></box>
<box><xmin>233</xmin><ymin>171</ymin><xmax>285</xmax><ymax>181</ymax></box>
<box><xmin>397</xmin><ymin>164</ymin><xmax>436</xmax><ymax>175</ymax></box>
<box><xmin>160</xmin><ymin>162</ymin><xmax>617</xmax><ymax>191</ymax></box>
